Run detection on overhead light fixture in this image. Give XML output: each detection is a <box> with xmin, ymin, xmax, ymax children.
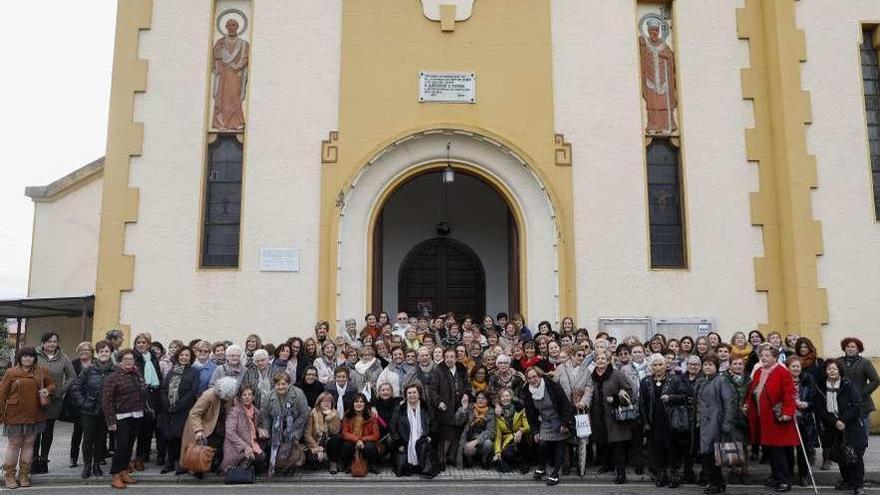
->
<box><xmin>443</xmin><ymin>141</ymin><xmax>455</xmax><ymax>183</ymax></box>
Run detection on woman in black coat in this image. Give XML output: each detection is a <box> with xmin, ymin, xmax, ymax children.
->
<box><xmin>788</xmin><ymin>356</ymin><xmax>819</xmax><ymax>486</ymax></box>
<box><xmin>430</xmin><ymin>348</ymin><xmax>469</xmax><ymax>469</ymax></box>
<box><xmin>521</xmin><ymin>367</ymin><xmax>574</xmax><ymax>487</ymax></box>
<box><xmin>68</xmin><ymin>340</ymin><xmax>115</xmax><ymax>479</ymax></box>
<box><xmin>158</xmin><ymin>347</ymin><xmax>199</xmax><ymax>474</ymax></box>
<box><xmin>391</xmin><ymin>383</ymin><xmax>436</xmax><ymax>478</ymax></box>
<box><xmin>640</xmin><ymin>353</ymin><xmax>690</xmax><ymax>488</ymax></box>
<box><xmin>816</xmin><ymin>359</ymin><xmax>866</xmax><ymax>495</ymax></box>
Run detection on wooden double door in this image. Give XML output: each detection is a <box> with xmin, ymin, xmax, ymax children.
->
<box><xmin>397</xmin><ymin>238</ymin><xmax>485</xmax><ymax>318</ymax></box>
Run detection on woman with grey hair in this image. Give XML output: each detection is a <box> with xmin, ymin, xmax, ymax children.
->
<box><xmin>179</xmin><ymin>377</ymin><xmax>239</xmax><ymax>476</ymax></box>
<box><xmin>241</xmin><ymin>349</ymin><xmax>273</xmax><ymax>409</ymax></box>
<box><xmin>340</xmin><ymin>318</ymin><xmax>362</xmax><ymax>349</ymax></box>
<box><xmin>209</xmin><ymin>345</ymin><xmax>245</xmax><ymax>389</ymax></box>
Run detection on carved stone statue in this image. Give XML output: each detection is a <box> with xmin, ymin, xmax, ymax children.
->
<box><xmin>639</xmin><ymin>17</ymin><xmax>677</xmax><ymax>135</ymax></box>
<box><xmin>212</xmin><ymin>19</ymin><xmax>249</xmax><ymax>132</ymax></box>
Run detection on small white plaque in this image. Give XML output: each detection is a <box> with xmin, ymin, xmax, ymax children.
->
<box><xmin>419</xmin><ymin>71</ymin><xmax>476</xmax><ymax>103</ymax></box>
<box><xmin>260</xmin><ymin>247</ymin><xmax>300</xmax><ymax>272</ymax></box>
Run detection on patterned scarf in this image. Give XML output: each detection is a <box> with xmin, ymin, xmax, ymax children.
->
<box><xmin>168</xmin><ymin>365</ymin><xmax>184</xmax><ymax>408</ymax></box>
<box><xmin>472</xmin><ymin>403</ymin><xmax>489</xmax><ymax>426</ymax></box>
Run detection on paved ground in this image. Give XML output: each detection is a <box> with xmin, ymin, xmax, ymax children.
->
<box><xmin>3</xmin><ymin>422</ymin><xmax>879</xmax><ymax>488</ymax></box>
<box><xmin>7</xmin><ymin>482</ymin><xmax>880</xmax><ymax>494</ymax></box>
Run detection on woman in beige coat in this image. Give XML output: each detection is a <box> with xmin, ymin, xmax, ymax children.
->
<box><xmin>180</xmin><ymin>377</ymin><xmax>238</xmax><ymax>476</ymax></box>
<box><xmin>303</xmin><ymin>392</ymin><xmax>342</xmax><ymax>473</ymax></box>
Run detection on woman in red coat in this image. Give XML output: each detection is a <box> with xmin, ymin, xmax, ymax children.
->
<box><xmin>745</xmin><ymin>345</ymin><xmax>798</xmax><ymax>492</ymax></box>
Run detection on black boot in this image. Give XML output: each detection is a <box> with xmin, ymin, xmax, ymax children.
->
<box><xmin>91</xmin><ymin>461</ymin><xmax>104</xmax><ymax>477</ymax></box>
<box><xmin>655</xmin><ymin>469</ymin><xmax>668</xmax><ymax>487</ymax></box>
<box><xmin>31</xmin><ymin>458</ymin><xmax>47</xmax><ymax>475</ymax></box>
<box><xmin>615</xmin><ymin>467</ymin><xmax>627</xmax><ymax>485</ymax></box>
<box><xmin>160</xmin><ymin>458</ymin><xmax>175</xmax><ymax>474</ymax></box>
<box><xmin>669</xmin><ymin>469</ymin><xmax>682</xmax><ymax>488</ymax></box>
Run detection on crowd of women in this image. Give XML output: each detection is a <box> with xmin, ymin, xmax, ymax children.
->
<box><xmin>0</xmin><ymin>312</ymin><xmax>876</xmax><ymax>494</ymax></box>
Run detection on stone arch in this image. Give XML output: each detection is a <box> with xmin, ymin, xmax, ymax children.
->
<box><xmin>335</xmin><ymin>129</ymin><xmax>561</xmax><ymax>325</ymax></box>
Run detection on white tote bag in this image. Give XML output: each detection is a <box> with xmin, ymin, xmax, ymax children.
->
<box><xmin>575</xmin><ymin>413</ymin><xmax>592</xmax><ymax>439</ymax></box>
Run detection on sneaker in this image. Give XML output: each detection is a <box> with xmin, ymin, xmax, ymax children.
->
<box><xmin>546</xmin><ymin>476</ymin><xmax>559</xmax><ymax>486</ymax></box>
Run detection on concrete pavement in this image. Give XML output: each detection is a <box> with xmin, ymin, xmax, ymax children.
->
<box><xmin>2</xmin><ymin>422</ymin><xmax>878</xmax><ymax>487</ymax></box>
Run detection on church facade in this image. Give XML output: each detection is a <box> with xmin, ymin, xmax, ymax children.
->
<box><xmin>23</xmin><ymin>0</ymin><xmax>880</xmax><ymax>356</ymax></box>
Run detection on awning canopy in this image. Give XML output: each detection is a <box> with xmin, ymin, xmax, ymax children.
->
<box><xmin>0</xmin><ymin>296</ymin><xmax>94</xmax><ymax>319</ymax></box>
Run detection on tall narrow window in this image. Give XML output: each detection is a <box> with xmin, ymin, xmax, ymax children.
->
<box><xmin>202</xmin><ymin>135</ymin><xmax>243</xmax><ymax>267</ymax></box>
<box><xmin>637</xmin><ymin>4</ymin><xmax>687</xmax><ymax>268</ymax></box>
<box><xmin>861</xmin><ymin>28</ymin><xmax>880</xmax><ymax>219</ymax></box>
<box><xmin>647</xmin><ymin>139</ymin><xmax>686</xmax><ymax>268</ymax></box>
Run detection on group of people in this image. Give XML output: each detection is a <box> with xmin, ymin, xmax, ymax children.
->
<box><xmin>0</xmin><ymin>312</ymin><xmax>876</xmax><ymax>494</ymax></box>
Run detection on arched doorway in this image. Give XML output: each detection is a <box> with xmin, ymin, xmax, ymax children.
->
<box><xmin>331</xmin><ymin>129</ymin><xmax>565</xmax><ymax>327</ymax></box>
<box><xmin>372</xmin><ymin>169</ymin><xmax>518</xmax><ymax>318</ymax></box>
<box><xmin>398</xmin><ymin>238</ymin><xmax>486</xmax><ymax>318</ymax></box>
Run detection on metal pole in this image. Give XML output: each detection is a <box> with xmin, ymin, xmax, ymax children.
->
<box><xmin>80</xmin><ymin>299</ymin><xmax>88</xmax><ymax>343</ymax></box>
<box><xmin>14</xmin><ymin>317</ymin><xmax>21</xmax><ymax>351</ymax></box>
<box><xmin>794</xmin><ymin>418</ymin><xmax>819</xmax><ymax>495</ymax></box>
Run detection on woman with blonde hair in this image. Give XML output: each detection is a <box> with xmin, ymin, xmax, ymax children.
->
<box><xmin>304</xmin><ymin>391</ymin><xmax>342</xmax><ymax>473</ymax></box>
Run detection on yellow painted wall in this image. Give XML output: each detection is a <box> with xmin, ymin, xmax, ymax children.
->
<box><xmin>319</xmin><ymin>0</ymin><xmax>576</xmax><ymax>323</ymax></box>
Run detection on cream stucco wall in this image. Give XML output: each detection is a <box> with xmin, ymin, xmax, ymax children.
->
<box><xmin>121</xmin><ymin>1</ymin><xmax>341</xmax><ymax>344</ymax></box>
<box><xmin>553</xmin><ymin>0</ymin><xmax>767</xmax><ymax>336</ymax></box>
<box><xmin>797</xmin><ymin>1</ymin><xmax>880</xmax><ymax>353</ymax></box>
<box><xmin>28</xmin><ymin>175</ymin><xmax>102</xmax><ymax>299</ymax></box>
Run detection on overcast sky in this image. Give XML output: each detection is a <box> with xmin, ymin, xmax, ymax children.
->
<box><xmin>0</xmin><ymin>2</ymin><xmax>117</xmax><ymax>298</ymax></box>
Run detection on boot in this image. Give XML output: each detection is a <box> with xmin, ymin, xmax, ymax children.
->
<box><xmin>655</xmin><ymin>469</ymin><xmax>668</xmax><ymax>487</ymax></box>
<box><xmin>119</xmin><ymin>469</ymin><xmax>137</xmax><ymax>484</ymax></box>
<box><xmin>669</xmin><ymin>469</ymin><xmax>682</xmax><ymax>488</ymax></box>
<box><xmin>82</xmin><ymin>452</ymin><xmax>93</xmax><ymax>479</ymax></box>
<box><xmin>17</xmin><ymin>462</ymin><xmax>30</xmax><ymax>488</ymax></box>
<box><xmin>92</xmin><ymin>461</ymin><xmax>104</xmax><ymax>477</ymax></box>
<box><xmin>30</xmin><ymin>457</ymin><xmax>46</xmax><ymax>475</ymax></box>
<box><xmin>615</xmin><ymin>467</ymin><xmax>627</xmax><ymax>485</ymax></box>
<box><xmin>131</xmin><ymin>458</ymin><xmax>145</xmax><ymax>472</ymax></box>
<box><xmin>111</xmin><ymin>473</ymin><xmax>127</xmax><ymax>489</ymax></box>
<box><xmin>3</xmin><ymin>463</ymin><xmax>17</xmax><ymax>489</ymax></box>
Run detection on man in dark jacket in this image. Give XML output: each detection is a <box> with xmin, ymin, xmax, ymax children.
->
<box><xmin>430</xmin><ymin>348</ymin><xmax>469</xmax><ymax>469</ymax></box>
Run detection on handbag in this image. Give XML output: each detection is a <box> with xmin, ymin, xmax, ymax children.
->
<box><xmin>713</xmin><ymin>440</ymin><xmax>745</xmax><ymax>467</ymax></box>
<box><xmin>58</xmin><ymin>393</ymin><xmax>78</xmax><ymax>423</ymax></box>
<box><xmin>613</xmin><ymin>396</ymin><xmax>639</xmax><ymax>423</ymax></box>
<box><xmin>350</xmin><ymin>450</ymin><xmax>368</xmax><ymax>477</ymax></box>
<box><xmin>574</xmin><ymin>412</ymin><xmax>592</xmax><ymax>439</ymax></box>
<box><xmin>38</xmin><ymin>372</ymin><xmax>51</xmax><ymax>408</ymax></box>
<box><xmin>181</xmin><ymin>440</ymin><xmax>216</xmax><ymax>474</ymax></box>
<box><xmin>223</xmin><ymin>464</ymin><xmax>255</xmax><ymax>484</ymax></box>
<box><xmin>274</xmin><ymin>442</ymin><xmax>305</xmax><ymax>471</ymax></box>
<box><xmin>668</xmin><ymin>404</ymin><xmax>690</xmax><ymax>433</ymax></box>
<box><xmin>828</xmin><ymin>432</ymin><xmax>858</xmax><ymax>466</ymax></box>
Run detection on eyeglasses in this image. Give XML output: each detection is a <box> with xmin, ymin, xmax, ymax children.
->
<box><xmin>575</xmin><ymin>353</ymin><xmax>586</xmax><ymax>358</ymax></box>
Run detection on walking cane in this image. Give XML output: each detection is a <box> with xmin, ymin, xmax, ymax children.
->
<box><xmin>794</xmin><ymin>419</ymin><xmax>819</xmax><ymax>495</ymax></box>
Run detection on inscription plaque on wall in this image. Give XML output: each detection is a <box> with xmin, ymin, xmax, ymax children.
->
<box><xmin>260</xmin><ymin>247</ymin><xmax>300</xmax><ymax>272</ymax></box>
<box><xmin>419</xmin><ymin>72</ymin><xmax>476</xmax><ymax>103</ymax></box>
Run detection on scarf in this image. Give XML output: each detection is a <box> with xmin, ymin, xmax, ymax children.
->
<box><xmin>407</xmin><ymin>404</ymin><xmax>422</xmax><ymax>465</ymax></box>
<box><xmin>269</xmin><ymin>390</ymin><xmax>299</xmax><ymax>467</ymax></box>
<box><xmin>471</xmin><ymin>378</ymin><xmax>488</xmax><ymax>394</ymax></box>
<box><xmin>499</xmin><ymin>403</ymin><xmax>516</xmax><ymax>428</ymax></box>
<box><xmin>825</xmin><ymin>379</ymin><xmax>840</xmax><ymax>416</ymax></box>
<box><xmin>355</xmin><ymin>358</ymin><xmax>377</xmax><ymax>376</ymax></box>
<box><xmin>256</xmin><ymin>368</ymin><xmax>272</xmax><ymax>405</ymax></box>
<box><xmin>141</xmin><ymin>351</ymin><xmax>160</xmax><ymax>387</ymax></box>
<box><xmin>529</xmin><ymin>377</ymin><xmax>546</xmax><ymax>400</ymax></box>
<box><xmin>419</xmin><ymin>362</ymin><xmax>435</xmax><ymax>374</ymax></box>
<box><xmin>731</xmin><ymin>344</ymin><xmax>752</xmax><ymax>362</ymax></box>
<box><xmin>472</xmin><ymin>403</ymin><xmax>489</xmax><ymax>426</ymax></box>
<box><xmin>336</xmin><ymin>383</ymin><xmax>347</xmax><ymax>413</ymax></box>
<box><xmin>168</xmin><ymin>365</ymin><xmax>185</xmax><ymax>408</ymax></box>
<box><xmin>243</xmin><ymin>403</ymin><xmax>262</xmax><ymax>454</ymax></box>
<box><xmin>753</xmin><ymin>363</ymin><xmax>778</xmax><ymax>414</ymax></box>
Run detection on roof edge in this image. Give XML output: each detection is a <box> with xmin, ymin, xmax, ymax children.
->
<box><xmin>25</xmin><ymin>157</ymin><xmax>105</xmax><ymax>202</ymax></box>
